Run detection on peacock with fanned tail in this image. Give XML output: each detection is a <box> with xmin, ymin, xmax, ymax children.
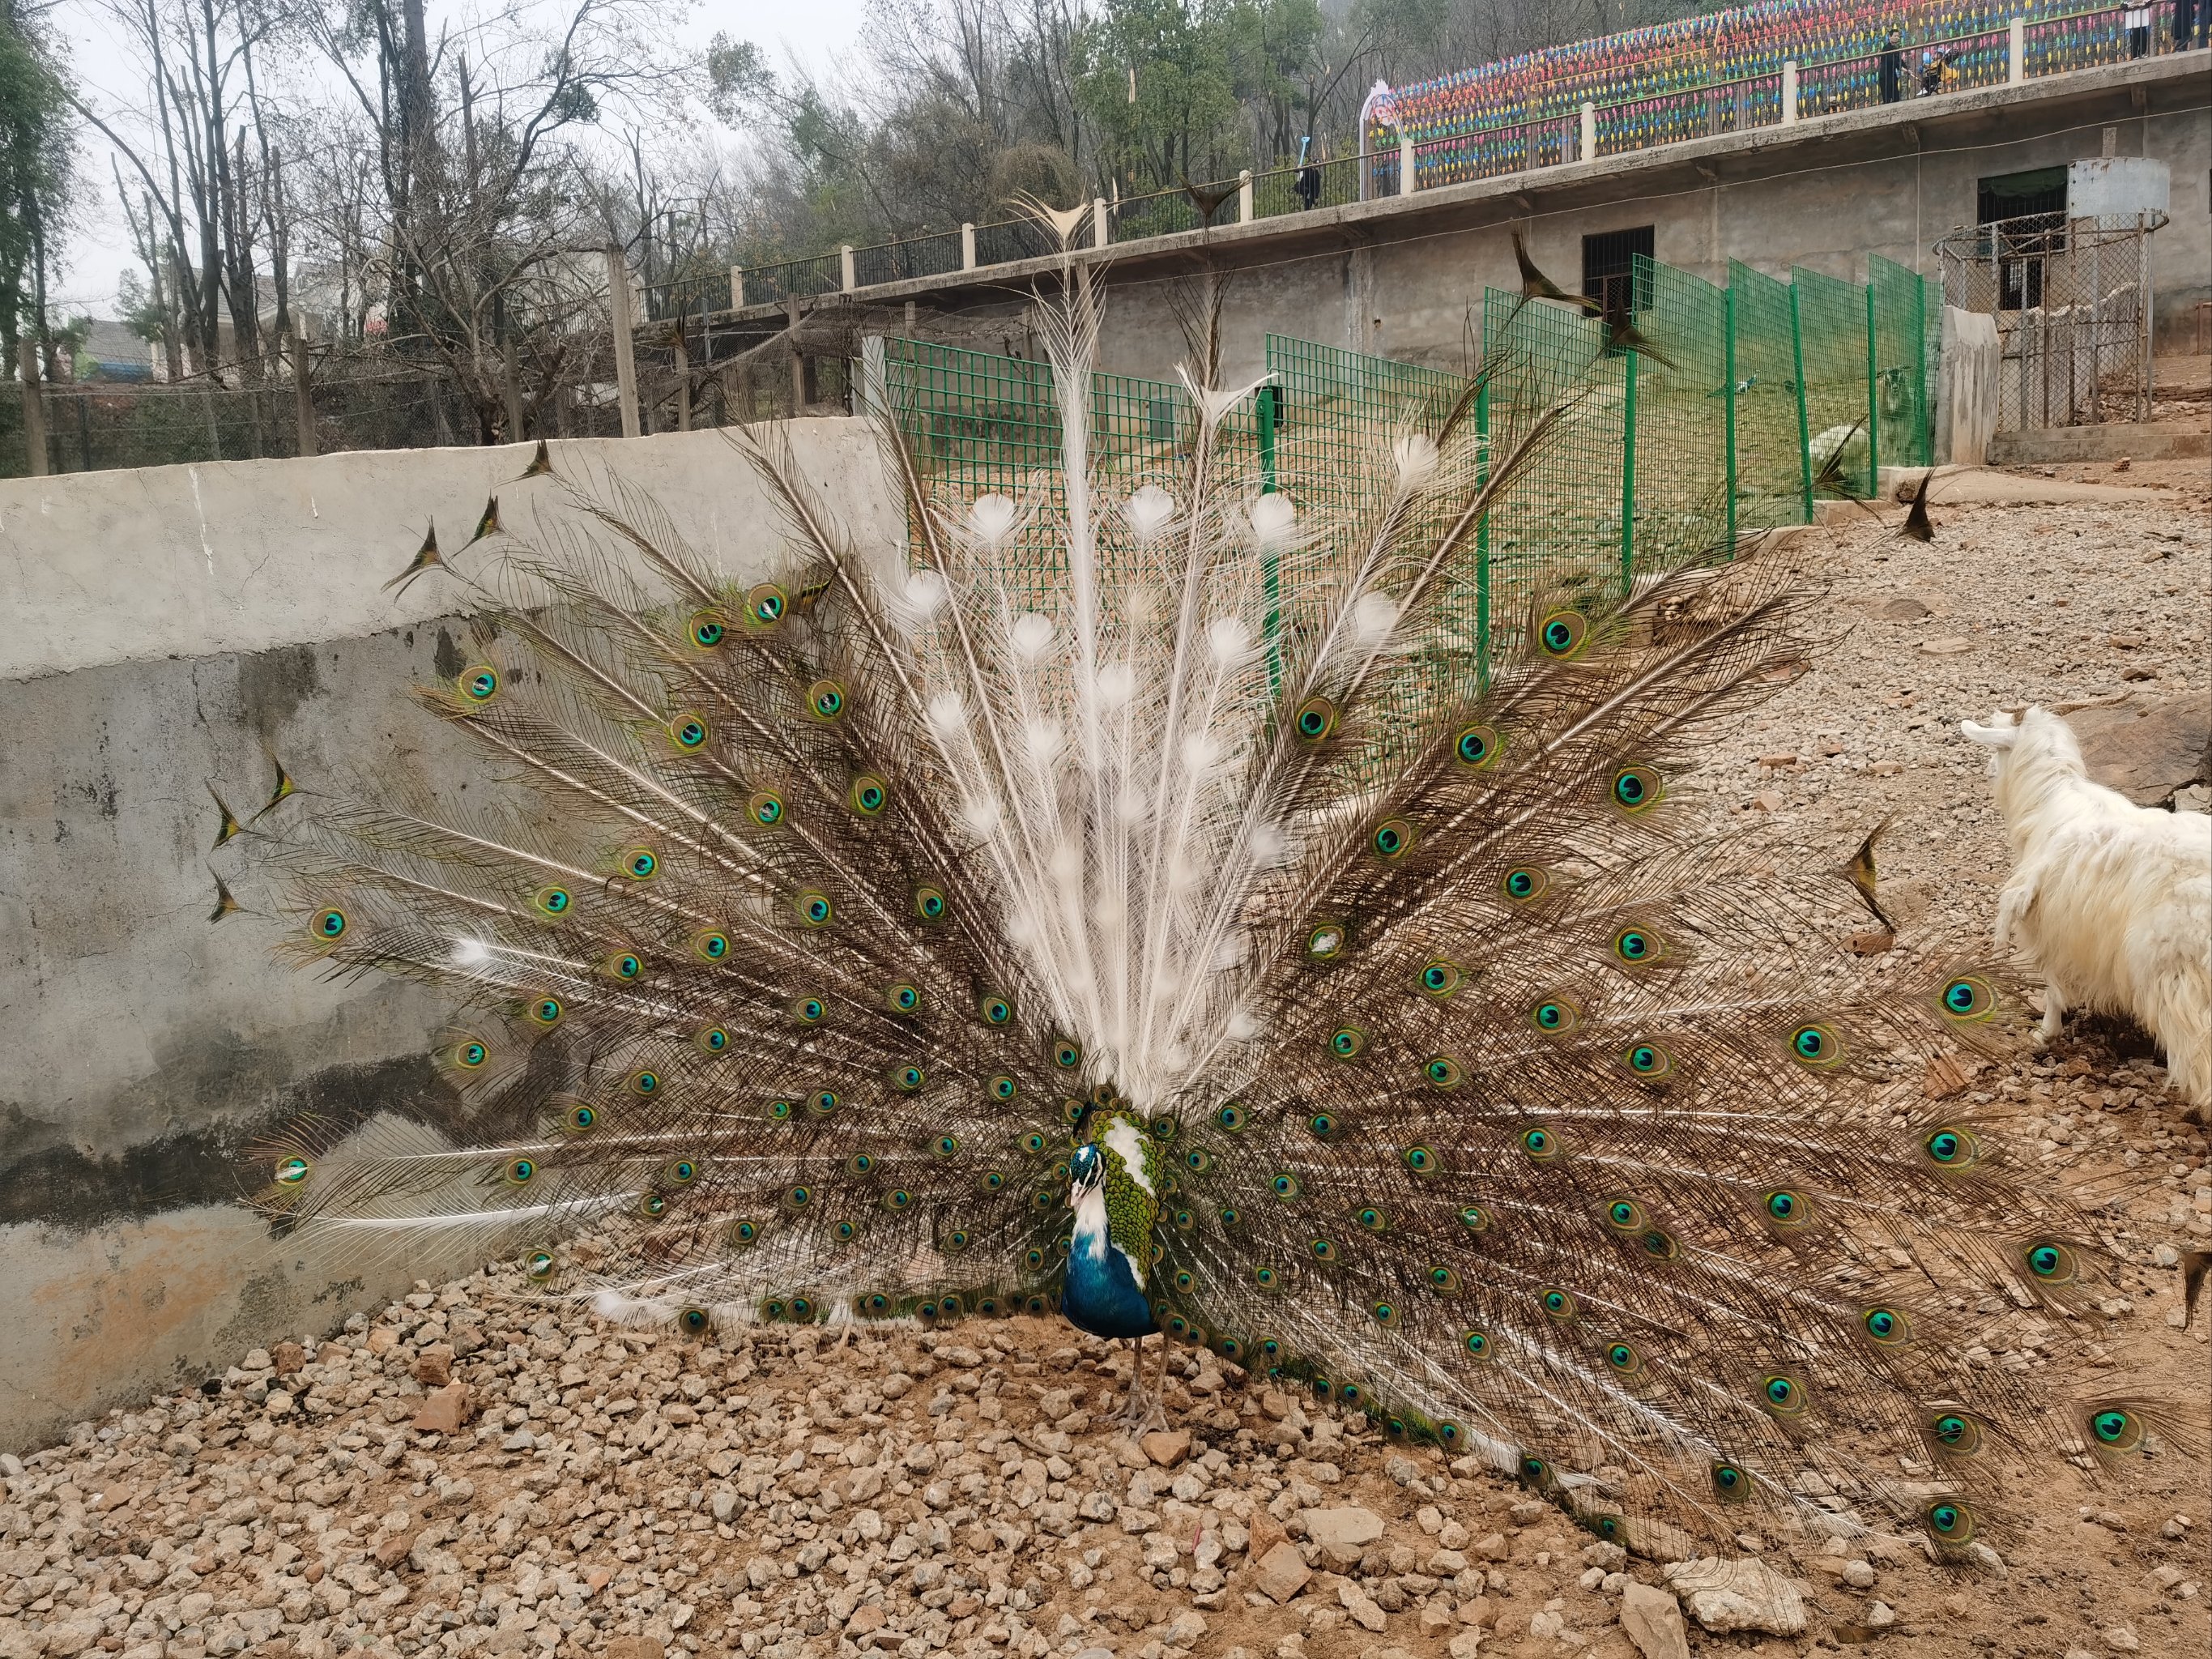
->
<box><xmin>247</xmin><ymin>228</ymin><xmax>2193</xmax><ymax>1563</ymax></box>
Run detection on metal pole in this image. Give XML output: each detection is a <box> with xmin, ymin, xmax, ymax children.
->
<box><xmin>1864</xmin><ymin>282</ymin><xmax>1880</xmax><ymax>496</ymax></box>
<box><xmin>17</xmin><ymin>340</ymin><xmax>49</xmax><ymax>476</ymax></box>
<box><xmin>1257</xmin><ymin>386</ymin><xmax>1281</xmax><ymax>695</ymax></box>
<box><xmin>1724</xmin><ymin>285</ymin><xmax>1738</xmax><ymax>548</ymax></box>
<box><xmin>672</xmin><ymin>320</ymin><xmax>691</xmax><ymax>433</ymax></box>
<box><xmin>1789</xmin><ymin>284</ymin><xmax>1813</xmax><ymax>522</ymax></box>
<box><xmin>291</xmin><ymin>312</ymin><xmax>318</xmax><ymax>458</ymax></box>
<box><xmin>1475</xmin><ymin>379</ymin><xmax>1492</xmax><ymax>686</ymax></box>
<box><xmin>606</xmin><ymin>247</ymin><xmax>641</xmax><ymax>439</ymax></box>
<box><xmin>1619</xmin><ymin>348</ymin><xmax>1638</xmax><ymax>592</ymax></box>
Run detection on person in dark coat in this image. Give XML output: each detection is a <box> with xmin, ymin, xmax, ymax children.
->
<box><xmin>2177</xmin><ymin>0</ymin><xmax>2206</xmax><ymax>49</ymax></box>
<box><xmin>1294</xmin><ymin>137</ymin><xmax>1322</xmax><ymax>211</ymax></box>
<box><xmin>1879</xmin><ymin>34</ymin><xmax>1904</xmax><ymax>103</ymax></box>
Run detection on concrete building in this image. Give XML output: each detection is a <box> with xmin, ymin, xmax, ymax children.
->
<box><xmin>731</xmin><ymin>54</ymin><xmax>2207</xmax><ymax>384</ymax></box>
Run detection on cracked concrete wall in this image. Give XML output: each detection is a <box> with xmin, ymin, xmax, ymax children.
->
<box><xmin>0</xmin><ymin>423</ymin><xmax>899</xmax><ymax>1449</ymax></box>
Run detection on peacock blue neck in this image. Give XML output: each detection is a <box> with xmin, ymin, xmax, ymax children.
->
<box><xmin>1061</xmin><ymin>1111</ymin><xmax>1161</xmax><ymax>1341</ymax></box>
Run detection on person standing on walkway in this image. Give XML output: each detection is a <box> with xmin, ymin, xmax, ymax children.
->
<box><xmin>2178</xmin><ymin>0</ymin><xmax>2207</xmax><ymax>49</ymax></box>
<box><xmin>2127</xmin><ymin>5</ymin><xmax>2152</xmax><ymax>55</ymax></box>
<box><xmin>1879</xmin><ymin>33</ymin><xmax>1904</xmax><ymax>102</ymax></box>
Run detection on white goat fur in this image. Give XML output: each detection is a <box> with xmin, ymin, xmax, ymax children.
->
<box><xmin>1961</xmin><ymin>706</ymin><xmax>2211</xmax><ymax>1111</ymax></box>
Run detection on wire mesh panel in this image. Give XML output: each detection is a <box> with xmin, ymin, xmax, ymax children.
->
<box><xmin>1869</xmin><ymin>254</ymin><xmax>1933</xmax><ymax>470</ymax></box>
<box><xmin>1481</xmin><ymin>288</ymin><xmax>1625</xmax><ymax>667</ymax></box>
<box><xmin>1630</xmin><ymin>256</ymin><xmax>1737</xmax><ymax>568</ymax></box>
<box><xmin>1261</xmin><ymin>335</ymin><xmax>1468</xmax><ymax>527</ymax></box>
<box><xmin>1725</xmin><ymin>261</ymin><xmax>1809</xmax><ymax>528</ymax></box>
<box><xmin>1791</xmin><ymin>267</ymin><xmax>1873</xmax><ymax>500</ymax></box>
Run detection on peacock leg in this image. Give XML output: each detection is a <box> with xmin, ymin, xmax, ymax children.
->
<box><xmin>1116</xmin><ymin>1335</ymin><xmax>1166</xmax><ymax>1431</ymax></box>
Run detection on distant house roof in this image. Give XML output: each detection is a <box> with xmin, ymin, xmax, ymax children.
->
<box><xmin>79</xmin><ymin>319</ymin><xmax>153</xmax><ymax>381</ymax></box>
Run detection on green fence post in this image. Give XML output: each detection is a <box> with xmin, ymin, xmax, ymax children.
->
<box><xmin>1864</xmin><ymin>281</ymin><xmax>1881</xmax><ymax>496</ymax></box>
<box><xmin>1475</xmin><ymin>379</ymin><xmax>1491</xmax><ymax>688</ymax></box>
<box><xmin>1916</xmin><ymin>275</ymin><xmax>1931</xmax><ymax>467</ymax></box>
<box><xmin>1258</xmin><ymin>386</ymin><xmax>1282</xmax><ymax>694</ymax></box>
<box><xmin>1724</xmin><ymin>285</ymin><xmax>1739</xmax><ymax>551</ymax></box>
<box><xmin>1619</xmin><ymin>348</ymin><xmax>1638</xmax><ymax>591</ymax></box>
<box><xmin>1789</xmin><ymin>283</ymin><xmax>1813</xmax><ymax>523</ymax></box>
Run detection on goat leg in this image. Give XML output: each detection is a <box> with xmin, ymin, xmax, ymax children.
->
<box><xmin>2036</xmin><ymin>982</ymin><xmax>2067</xmax><ymax>1047</ymax></box>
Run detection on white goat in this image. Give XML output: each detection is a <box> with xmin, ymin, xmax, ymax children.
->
<box><xmin>1960</xmin><ymin>706</ymin><xmax>2211</xmax><ymax>1113</ymax></box>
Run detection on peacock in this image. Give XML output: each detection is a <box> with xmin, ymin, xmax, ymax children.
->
<box><xmin>245</xmin><ymin>227</ymin><xmax>2188</xmax><ymax>1566</ymax></box>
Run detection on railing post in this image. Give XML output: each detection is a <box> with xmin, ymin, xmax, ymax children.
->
<box><xmin>730</xmin><ymin>266</ymin><xmax>745</xmax><ymax>310</ymax></box>
<box><xmin>1398</xmin><ymin>134</ymin><xmax>1414</xmax><ymax>194</ymax></box>
<box><xmin>290</xmin><ymin>312</ymin><xmax>316</xmax><ymax>458</ymax></box>
<box><xmin>1789</xmin><ymin>281</ymin><xmax>1813</xmax><ymax>523</ymax></box>
<box><xmin>672</xmin><ymin>319</ymin><xmax>691</xmax><ymax>433</ymax></box>
<box><xmin>1864</xmin><ymin>281</ymin><xmax>1880</xmax><ymax>493</ymax></box>
<box><xmin>1619</xmin><ymin>348</ymin><xmax>1638</xmax><ymax>591</ymax></box>
<box><xmin>840</xmin><ymin>245</ymin><xmax>856</xmax><ymax>292</ymax></box>
<box><xmin>17</xmin><ymin>340</ymin><xmax>48</xmax><ymax>476</ymax></box>
<box><xmin>1723</xmin><ymin>285</ymin><xmax>1738</xmax><ymax>550</ymax></box>
<box><xmin>1780</xmin><ymin>61</ymin><xmax>1798</xmax><ymax>125</ymax></box>
<box><xmin>1238</xmin><ymin>169</ymin><xmax>1253</xmax><ymax>224</ymax></box>
<box><xmin>2008</xmin><ymin>16</ymin><xmax>2025</xmax><ymax>83</ymax></box>
<box><xmin>1093</xmin><ymin>198</ymin><xmax>1109</xmax><ymax>249</ymax></box>
<box><xmin>1580</xmin><ymin>101</ymin><xmax>1597</xmax><ymax>160</ymax></box>
<box><xmin>961</xmin><ymin>224</ymin><xmax>977</xmax><ymax>270</ymax></box>
<box><xmin>605</xmin><ymin>246</ymin><xmax>640</xmax><ymax>441</ymax></box>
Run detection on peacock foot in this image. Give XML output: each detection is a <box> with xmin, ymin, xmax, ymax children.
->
<box><xmin>1113</xmin><ymin>1335</ymin><xmax>1171</xmax><ymax>1432</ymax></box>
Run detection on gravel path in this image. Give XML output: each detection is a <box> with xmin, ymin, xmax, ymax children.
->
<box><xmin>2</xmin><ymin>478</ymin><xmax>2206</xmax><ymax>1659</ymax></box>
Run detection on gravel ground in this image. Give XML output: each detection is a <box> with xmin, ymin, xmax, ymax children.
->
<box><xmin>2</xmin><ymin>479</ymin><xmax>2207</xmax><ymax>1659</ymax></box>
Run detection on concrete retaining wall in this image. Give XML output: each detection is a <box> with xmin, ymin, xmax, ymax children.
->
<box><xmin>0</xmin><ymin>422</ymin><xmax>899</xmax><ymax>1450</ymax></box>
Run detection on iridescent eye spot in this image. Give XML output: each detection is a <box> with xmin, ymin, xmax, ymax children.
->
<box><xmin>1711</xmin><ymin>1462</ymin><xmax>1747</xmax><ymax>1497</ymax></box>
<box><xmin>313</xmin><ymin>908</ymin><xmax>347</xmax><ymax>942</ymax></box>
<box><xmin>1427</xmin><ymin>1265</ymin><xmax>1460</xmax><ymax>1294</ymax></box>
<box><xmin>1424</xmin><ymin>1055</ymin><xmax>1463</xmax><ymax>1090</ymax></box>
<box><xmin>747</xmin><ymin>583</ymin><xmax>787</xmax><ymax>625</ymax></box>
<box><xmin>1356</xmin><ymin>1207</ymin><xmax>1387</xmax><ymax>1233</ymax></box>
<box><xmin>1939</xmin><ymin>975</ymin><xmax>1997</xmax><ymax>1021</ymax></box>
<box><xmin>1541</xmin><ymin>1288</ymin><xmax>1575</xmax><ymax>1319</ymax></box>
<box><xmin>1520</xmin><ymin>1127</ymin><xmax>1560</xmax><ymax>1162</ymax></box>
<box><xmin>849</xmin><ymin>775</ymin><xmax>889</xmax><ymax>817</ymax></box>
<box><xmin>1218</xmin><ymin>1205</ymin><xmax>1241</xmax><ymax>1226</ymax></box>
<box><xmin>671</xmin><ymin>715</ymin><xmax>709</xmax><ymax>752</ymax></box>
<box><xmin>766</xmin><ymin>1098</ymin><xmax>795</xmax><ymax>1121</ymax></box>
<box><xmin>1454</xmin><ymin>723</ymin><xmax>1500</xmax><ymax>768</ymax></box>
<box><xmin>606</xmin><ymin>952</ymin><xmax>642</xmax><ymax>981</ymax></box>
<box><xmin>1764</xmin><ymin>1188</ymin><xmax>1810</xmax><ymax>1226</ymax></box>
<box><xmin>1537</xmin><ymin>609</ymin><xmax>1588</xmax><ymax>658</ymax></box>
<box><xmin>667</xmin><ymin>1159</ymin><xmax>698</xmax><ymax>1184</ymax></box>
<box><xmin>1502</xmin><ymin>865</ymin><xmax>1548</xmax><ymax>903</ymax></box>
<box><xmin>1404</xmin><ymin>1145</ymin><xmax>1436</xmax><ymax>1174</ymax></box>
<box><xmin>679</xmin><ymin>1307</ymin><xmax>710</xmax><ymax>1334</ymax></box>
<box><xmin>1371</xmin><ymin>1301</ymin><xmax>1399</xmax><ymax>1326</ymax></box>
<box><xmin>807</xmin><ymin>679</ymin><xmax>846</xmax><ymax>719</ymax></box>
<box><xmin>638</xmin><ymin>1192</ymin><xmax>667</xmax><ymax>1218</ymax></box>
<box><xmin>459</xmin><ymin>666</ymin><xmax>499</xmax><ymax>702</ymax></box>
<box><xmin>1271</xmin><ymin>1173</ymin><xmax>1302</xmax><ymax>1200</ymax></box>
<box><xmin>694</xmin><ymin>930</ymin><xmax>731</xmax><ymax>962</ymax></box>
<box><xmin>1612</xmin><ymin>926</ymin><xmax>1656</xmax><ymax>964</ymax></box>
<box><xmin>529</xmin><ymin>996</ymin><xmax>563</xmax><ymax>1027</ymax></box>
<box><xmin>1051</xmin><ymin>1038</ymin><xmax>1082</xmax><ymax>1070</ymax></box>
<box><xmin>457</xmin><ymin>1042</ymin><xmax>488</xmax><ymax>1068</ymax></box>
<box><xmin>505</xmin><ymin>1158</ymin><xmax>536</xmax><ymax>1186</ymax></box>
<box><xmin>1457</xmin><ymin>1204</ymin><xmax>1489</xmax><ymax>1231</ymax></box>
<box><xmin>1311</xmin><ymin>1238</ymin><xmax>1338</xmax><ymax>1262</ymax></box>
<box><xmin>891</xmin><ymin>1065</ymin><xmax>924</xmax><ymax>1093</ymax></box>
<box><xmin>1605</xmin><ymin>1342</ymin><xmax>1639</xmax><ymax>1375</ymax></box>
<box><xmin>981</xmin><ymin>1171</ymin><xmax>1005</xmax><ymax>1192</ymax></box>
<box><xmin>1624</xmin><ymin>1042</ymin><xmax>1672</xmax><ymax>1079</ymax></box>
<box><xmin>1292</xmin><ymin>697</ymin><xmax>1337</xmax><ymax>743</ymax></box>
<box><xmin>688</xmin><ymin>614</ymin><xmax>726</xmax><ymax>649</ymax></box>
<box><xmin>525</xmin><ymin>1251</ymin><xmax>556</xmax><ymax>1281</ymax></box>
<box><xmin>945</xmin><ymin>1227</ymin><xmax>971</xmax><ymax>1250</ymax></box>
<box><xmin>1371</xmin><ymin>817</ymin><xmax>1413</xmax><ymax>859</ymax></box>
<box><xmin>274</xmin><ymin>1156</ymin><xmax>311</xmax><ymax>1186</ymax></box>
<box><xmin>887</xmin><ymin>983</ymin><xmax>922</xmax><ymax>1014</ymax></box>
<box><xmin>810</xmin><ymin>1090</ymin><xmax>840</xmax><ymax>1115</ymax></box>
<box><xmin>1862</xmin><ymin>1307</ymin><xmax>1910</xmax><ymax>1345</ymax></box>
<box><xmin>1183</xmin><ymin>1148</ymin><xmax>1213</xmax><ymax>1172</ymax></box>
<box><xmin>785</xmin><ymin>1185</ymin><xmax>812</xmax><ymax>1209</ymax></box>
<box><xmin>797</xmin><ymin>891</ymin><xmax>833</xmax><ymax>927</ymax></box>
<box><xmin>1215</xmin><ymin>1102</ymin><xmax>1247</xmax><ymax>1131</ymax></box>
<box><xmin>1609</xmin><ymin>764</ymin><xmax>1660</xmax><ymax>812</ymax></box>
<box><xmin>1530</xmin><ymin>998</ymin><xmax>1578</xmax><ymax>1034</ymax></box>
<box><xmin>1328</xmin><ymin>1026</ymin><xmax>1366</xmax><ymax>1060</ymax></box>
<box><xmin>2025</xmin><ymin>1240</ymin><xmax>2074</xmax><ymax>1282</ymax></box>
<box><xmin>534</xmin><ymin>886</ymin><xmax>572</xmax><ymax>918</ymax></box>
<box><xmin>933</xmin><ymin>1135</ymin><xmax>960</xmax><ymax>1158</ymax></box>
<box><xmin>884</xmin><ymin>1189</ymin><xmax>913</xmax><ymax>1210</ymax></box>
<box><xmin>980</xmin><ymin>995</ymin><xmax>1012</xmax><ymax>1026</ymax></box>
<box><xmin>624</xmin><ymin>848</ymin><xmax>659</xmax><ymax>881</ymax></box>
<box><xmin>1605</xmin><ymin>1198</ymin><xmax>1643</xmax><ymax>1231</ymax></box>
<box><xmin>629</xmin><ymin>1069</ymin><xmax>660</xmax><ymax>1097</ymax></box>
<box><xmin>1418</xmin><ymin>959</ymin><xmax>1463</xmax><ymax>997</ymax></box>
<box><xmin>731</xmin><ymin>1219</ymin><xmax>761</xmax><ymax>1246</ymax></box>
<box><xmin>1923</xmin><ymin>1501</ymin><xmax>1972</xmax><ymax>1542</ymax></box>
<box><xmin>1789</xmin><ymin>1022</ymin><xmax>1841</xmax><ymax>1066</ymax></box>
<box><xmin>1923</xmin><ymin>1125</ymin><xmax>1978</xmax><ymax>1167</ymax></box>
<box><xmin>749</xmin><ymin>791</ymin><xmax>785</xmax><ymax>827</ymax></box>
<box><xmin>1759</xmin><ymin>1374</ymin><xmax>1805</xmax><ymax>1415</ymax></box>
<box><xmin>1306</xmin><ymin>922</ymin><xmax>1345</xmax><ymax>961</ymax></box>
<box><xmin>1463</xmin><ymin>1329</ymin><xmax>1491</xmax><ymax>1359</ymax></box>
<box><xmin>989</xmin><ymin>1076</ymin><xmax>1018</xmax><ymax>1102</ymax></box>
<box><xmin>1306</xmin><ymin>1113</ymin><xmax>1336</xmax><ymax>1141</ymax></box>
<box><xmin>914</xmin><ymin>885</ymin><xmax>947</xmax><ymax>922</ymax></box>
<box><xmin>565</xmin><ymin>1102</ymin><xmax>598</xmax><ymax>1132</ymax></box>
<box><xmin>697</xmin><ymin>1024</ymin><xmax>731</xmax><ymax>1053</ymax></box>
<box><xmin>2091</xmin><ymin>1408</ymin><xmax>2139</xmax><ymax>1448</ymax></box>
<box><xmin>1932</xmin><ymin>1413</ymin><xmax>1976</xmax><ymax>1451</ymax></box>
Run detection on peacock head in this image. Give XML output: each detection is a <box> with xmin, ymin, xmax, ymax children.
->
<box><xmin>1068</xmin><ymin>1141</ymin><xmax>1105</xmax><ymax>1197</ymax></box>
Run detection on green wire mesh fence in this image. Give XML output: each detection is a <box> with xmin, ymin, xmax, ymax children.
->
<box><xmin>872</xmin><ymin>254</ymin><xmax>1934</xmax><ymax>680</ymax></box>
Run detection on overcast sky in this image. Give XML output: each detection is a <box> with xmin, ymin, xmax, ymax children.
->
<box><xmin>47</xmin><ymin>0</ymin><xmax>874</xmax><ymax>318</ymax></box>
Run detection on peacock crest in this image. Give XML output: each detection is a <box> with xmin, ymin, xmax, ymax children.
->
<box><xmin>241</xmin><ymin>242</ymin><xmax>2197</xmax><ymax>1559</ymax></box>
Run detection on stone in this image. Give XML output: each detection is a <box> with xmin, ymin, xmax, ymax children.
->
<box><xmin>604</xmin><ymin>1640</ymin><xmax>666</xmax><ymax>1659</ymax></box>
<box><xmin>2103</xmin><ymin>1628</ymin><xmax>2140</xmax><ymax>1653</ymax></box>
<box><xmin>1874</xmin><ymin>596</ymin><xmax>1932</xmax><ymax>621</ymax></box>
<box><xmin>270</xmin><ymin>1340</ymin><xmax>306</xmax><ymax>1375</ymax></box>
<box><xmin>410</xmin><ymin>1382</ymin><xmax>475</xmax><ymax>1435</ymax></box>
<box><xmin>1618</xmin><ymin>1581</ymin><xmax>1691</xmax><ymax>1659</ymax></box>
<box><xmin>1663</xmin><ymin>1558</ymin><xmax>1808</xmax><ymax>1636</ymax></box>
<box><xmin>1447</xmin><ymin>1633</ymin><xmax>1484</xmax><ymax>1659</ymax></box>
<box><xmin>1141</xmin><ymin>1429</ymin><xmax>1192</xmax><ymax>1468</ymax></box>
<box><xmin>1338</xmin><ymin>1580</ymin><xmax>1387</xmax><ymax>1633</ymax></box>
<box><xmin>2068</xmin><ymin>692</ymin><xmax>2212</xmax><ymax>806</ymax></box>
<box><xmin>1304</xmin><ymin>1506</ymin><xmax>1387</xmax><ymax>1568</ymax></box>
<box><xmin>1254</xmin><ymin>1541</ymin><xmax>1313</xmax><ymax>1604</ymax></box>
<box><xmin>1920</xmin><ymin>636</ymin><xmax>1971</xmax><ymax>654</ymax></box>
<box><xmin>412</xmin><ymin>1344</ymin><xmax>454</xmax><ymax>1386</ymax></box>
<box><xmin>1165</xmin><ymin>1611</ymin><xmax>1208</xmax><ymax>1647</ymax></box>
